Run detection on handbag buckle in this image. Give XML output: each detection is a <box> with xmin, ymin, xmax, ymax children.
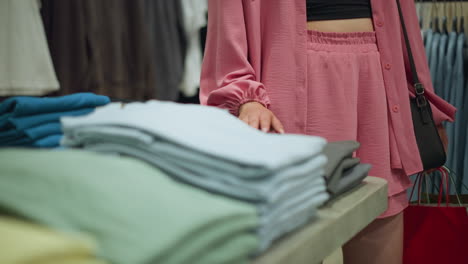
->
<box><xmin>415</xmin><ymin>83</ymin><xmax>425</xmax><ymax>95</ymax></box>
<box><xmin>416</xmin><ymin>95</ymin><xmax>428</xmax><ymax>108</ymax></box>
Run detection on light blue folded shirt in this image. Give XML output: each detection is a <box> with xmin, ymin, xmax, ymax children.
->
<box><xmin>61</xmin><ymin>101</ymin><xmax>327</xmax><ymax>172</ymax></box>
<box><xmin>63</xmin><ymin>124</ymin><xmax>327</xmax><ymax>202</ymax></box>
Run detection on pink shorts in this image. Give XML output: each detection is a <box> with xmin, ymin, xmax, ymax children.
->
<box><xmin>306</xmin><ymin>30</ymin><xmax>412</xmax><ymax>218</ymax></box>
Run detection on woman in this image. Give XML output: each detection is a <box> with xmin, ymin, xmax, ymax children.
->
<box><xmin>200</xmin><ymin>1</ymin><xmax>456</xmax><ymax>263</ymax></box>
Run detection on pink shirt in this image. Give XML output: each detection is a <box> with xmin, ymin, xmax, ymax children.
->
<box><xmin>200</xmin><ymin>0</ymin><xmax>456</xmax><ymax>175</ymax></box>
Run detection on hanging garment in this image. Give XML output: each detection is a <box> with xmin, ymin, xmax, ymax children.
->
<box><xmin>443</xmin><ymin>31</ymin><xmax>458</xmax><ymax>101</ymax></box>
<box><xmin>463</xmin><ymin>80</ymin><xmax>468</xmax><ymax>192</ymax></box>
<box><xmin>60</xmin><ymin>101</ymin><xmax>330</xmax><ymax>251</ymax></box>
<box><xmin>145</xmin><ymin>0</ymin><xmax>186</xmax><ymax>101</ymax></box>
<box><xmin>0</xmin><ymin>149</ymin><xmax>259</xmax><ymax>264</ymax></box>
<box><xmin>429</xmin><ymin>31</ymin><xmax>441</xmax><ymax>83</ymax></box>
<box><xmin>446</xmin><ymin>32</ymin><xmax>465</xmax><ymax>170</ymax></box>
<box><xmin>451</xmin><ymin>32</ymin><xmax>466</xmax><ymax>193</ymax></box>
<box><xmin>40</xmin><ymin>0</ymin><xmax>157</xmax><ymax>100</ymax></box>
<box><xmin>179</xmin><ymin>0</ymin><xmax>208</xmax><ymax>97</ymax></box>
<box><xmin>0</xmin><ymin>0</ymin><xmax>59</xmax><ymax>96</ymax></box>
<box><xmin>434</xmin><ymin>32</ymin><xmax>448</xmax><ymax>96</ymax></box>
<box><xmin>425</xmin><ymin>28</ymin><xmax>434</xmax><ymax>65</ymax></box>
<box><xmin>0</xmin><ymin>216</ymin><xmax>106</xmax><ymax>264</ymax></box>
<box><xmin>442</xmin><ymin>31</ymin><xmax>458</xmax><ymax>180</ymax></box>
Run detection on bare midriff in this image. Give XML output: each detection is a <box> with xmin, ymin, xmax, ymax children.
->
<box><xmin>307</xmin><ymin>18</ymin><xmax>375</xmax><ymax>32</ymax></box>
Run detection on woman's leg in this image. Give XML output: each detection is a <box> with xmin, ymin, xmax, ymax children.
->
<box><xmin>343</xmin><ymin>212</ymin><xmax>404</xmax><ymax>264</ymax></box>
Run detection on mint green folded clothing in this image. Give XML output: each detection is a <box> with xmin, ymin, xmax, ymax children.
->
<box><xmin>0</xmin><ymin>149</ymin><xmax>258</xmax><ymax>264</ymax></box>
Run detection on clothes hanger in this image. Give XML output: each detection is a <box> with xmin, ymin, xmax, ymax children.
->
<box><xmin>442</xmin><ymin>0</ymin><xmax>448</xmax><ymax>34</ymax></box>
<box><xmin>451</xmin><ymin>0</ymin><xmax>458</xmax><ymax>33</ymax></box>
<box><xmin>418</xmin><ymin>0</ymin><xmax>424</xmax><ymax>29</ymax></box>
<box><xmin>459</xmin><ymin>0</ymin><xmax>465</xmax><ymax>33</ymax></box>
<box><xmin>432</xmin><ymin>0</ymin><xmax>441</xmax><ymax>33</ymax></box>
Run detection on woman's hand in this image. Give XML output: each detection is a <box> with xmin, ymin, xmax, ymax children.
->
<box><xmin>239</xmin><ymin>102</ymin><xmax>285</xmax><ymax>134</ymax></box>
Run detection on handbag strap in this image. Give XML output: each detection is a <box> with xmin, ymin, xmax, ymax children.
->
<box><xmin>395</xmin><ymin>0</ymin><xmax>428</xmax><ymax>107</ymax></box>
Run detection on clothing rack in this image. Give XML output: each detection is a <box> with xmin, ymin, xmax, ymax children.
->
<box><xmin>416</xmin><ymin>1</ymin><xmax>468</xmax><ymax>32</ymax></box>
<box><xmin>416</xmin><ymin>0</ymin><xmax>468</xmax><ymax>194</ymax></box>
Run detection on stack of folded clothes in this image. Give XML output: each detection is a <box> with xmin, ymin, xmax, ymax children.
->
<box><xmin>0</xmin><ymin>149</ymin><xmax>258</xmax><ymax>264</ymax></box>
<box><xmin>0</xmin><ymin>93</ymin><xmax>110</xmax><ymax>148</ymax></box>
<box><xmin>322</xmin><ymin>141</ymin><xmax>372</xmax><ymax>199</ymax></box>
<box><xmin>61</xmin><ymin>101</ymin><xmax>330</xmax><ymax>252</ymax></box>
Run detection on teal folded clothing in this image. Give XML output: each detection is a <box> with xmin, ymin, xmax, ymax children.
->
<box><xmin>0</xmin><ymin>123</ymin><xmax>61</xmax><ymax>146</ymax></box>
<box><xmin>4</xmin><ymin>134</ymin><xmax>63</xmax><ymax>148</ymax></box>
<box><xmin>0</xmin><ymin>93</ymin><xmax>110</xmax><ymax>117</ymax></box>
<box><xmin>33</xmin><ymin>134</ymin><xmax>63</xmax><ymax>148</ymax></box>
<box><xmin>0</xmin><ymin>107</ymin><xmax>98</xmax><ymax>148</ymax></box>
<box><xmin>1</xmin><ymin>108</ymin><xmax>95</xmax><ymax>131</ymax></box>
<box><xmin>0</xmin><ymin>149</ymin><xmax>259</xmax><ymax>264</ymax></box>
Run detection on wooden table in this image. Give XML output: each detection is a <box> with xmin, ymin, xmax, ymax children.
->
<box><xmin>253</xmin><ymin>177</ymin><xmax>388</xmax><ymax>264</ymax></box>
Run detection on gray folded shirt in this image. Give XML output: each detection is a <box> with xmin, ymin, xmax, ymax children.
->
<box><xmin>322</xmin><ymin>141</ymin><xmax>361</xmax><ymax>192</ymax></box>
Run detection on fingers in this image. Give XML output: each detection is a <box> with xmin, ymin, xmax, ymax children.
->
<box><xmin>239</xmin><ymin>114</ymin><xmax>249</xmax><ymax>125</ymax></box>
<box><xmin>260</xmin><ymin>114</ymin><xmax>271</xmax><ymax>133</ymax></box>
<box><xmin>248</xmin><ymin>116</ymin><xmax>260</xmax><ymax>130</ymax></box>
<box><xmin>238</xmin><ymin>103</ymin><xmax>284</xmax><ymax>134</ymax></box>
<box><xmin>271</xmin><ymin>116</ymin><xmax>285</xmax><ymax>134</ymax></box>
<box><xmin>239</xmin><ymin>113</ymin><xmax>261</xmax><ymax>130</ymax></box>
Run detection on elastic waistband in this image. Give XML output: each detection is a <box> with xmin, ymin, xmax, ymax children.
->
<box><xmin>307</xmin><ymin>30</ymin><xmax>378</xmax><ymax>52</ymax></box>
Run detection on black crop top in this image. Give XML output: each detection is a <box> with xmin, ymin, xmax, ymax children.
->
<box><xmin>306</xmin><ymin>0</ymin><xmax>372</xmax><ymax>21</ymax></box>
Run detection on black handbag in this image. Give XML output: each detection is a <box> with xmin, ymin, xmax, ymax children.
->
<box><xmin>396</xmin><ymin>0</ymin><xmax>447</xmax><ymax>171</ymax></box>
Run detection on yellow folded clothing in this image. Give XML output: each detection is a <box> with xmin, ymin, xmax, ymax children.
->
<box><xmin>0</xmin><ymin>216</ymin><xmax>106</xmax><ymax>264</ymax></box>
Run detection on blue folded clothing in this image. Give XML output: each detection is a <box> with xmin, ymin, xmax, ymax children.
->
<box><xmin>24</xmin><ymin>122</ymin><xmax>62</xmax><ymax>140</ymax></box>
<box><xmin>33</xmin><ymin>134</ymin><xmax>62</xmax><ymax>148</ymax></box>
<box><xmin>0</xmin><ymin>108</ymin><xmax>95</xmax><ymax>131</ymax></box>
<box><xmin>0</xmin><ymin>123</ymin><xmax>62</xmax><ymax>146</ymax></box>
<box><xmin>2</xmin><ymin>134</ymin><xmax>62</xmax><ymax>148</ymax></box>
<box><xmin>0</xmin><ymin>93</ymin><xmax>110</xmax><ymax>117</ymax></box>
<box><xmin>0</xmin><ymin>93</ymin><xmax>108</xmax><ymax>148</ymax></box>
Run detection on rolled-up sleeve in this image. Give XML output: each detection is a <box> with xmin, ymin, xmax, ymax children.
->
<box><xmin>200</xmin><ymin>0</ymin><xmax>270</xmax><ymax>116</ymax></box>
